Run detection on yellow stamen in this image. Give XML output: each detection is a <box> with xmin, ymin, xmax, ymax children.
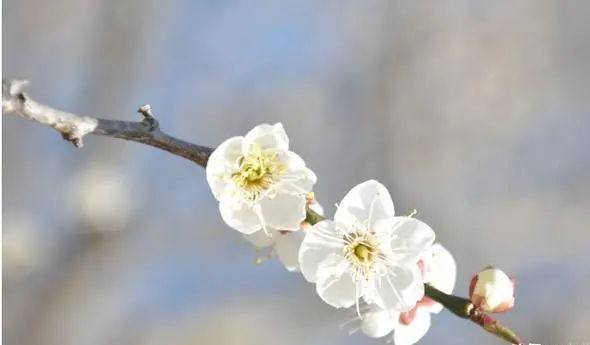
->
<box><xmin>231</xmin><ymin>145</ymin><xmax>285</xmax><ymax>200</ymax></box>
<box><xmin>306</xmin><ymin>192</ymin><xmax>316</xmax><ymax>205</ymax></box>
<box><xmin>344</xmin><ymin>232</ymin><xmax>380</xmax><ymax>281</ymax></box>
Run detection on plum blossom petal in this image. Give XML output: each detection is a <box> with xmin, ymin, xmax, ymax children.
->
<box><xmin>259</xmin><ymin>192</ymin><xmax>307</xmax><ymax>230</ymax></box>
<box><xmin>299</xmin><ymin>220</ymin><xmax>345</xmax><ymax>283</ymax></box>
<box><xmin>392</xmin><ymin>309</ymin><xmax>432</xmax><ymax>345</ymax></box>
<box><xmin>315</xmin><ymin>253</ymin><xmax>357</xmax><ymax>308</ymax></box>
<box><xmin>389</xmin><ymin>218</ymin><xmax>436</xmax><ymax>265</ymax></box>
<box><xmin>205</xmin><ymin>136</ymin><xmax>243</xmax><ymax>199</ymax></box>
<box><xmin>334</xmin><ymin>180</ymin><xmax>395</xmax><ymax>229</ymax></box>
<box><xmin>374</xmin><ymin>264</ymin><xmax>424</xmax><ymax>312</ymax></box>
<box><xmin>422</xmin><ymin>243</ymin><xmax>457</xmax><ymax>314</ymax></box>
<box><xmin>274</xmin><ymin>231</ymin><xmax>305</xmax><ymax>272</ymax></box>
<box><xmin>361</xmin><ymin>307</ymin><xmax>398</xmax><ymax>338</ymax></box>
<box><xmin>242</xmin><ymin>123</ymin><xmax>289</xmax><ymax>153</ymax></box>
<box><xmin>276</xmin><ymin>152</ymin><xmax>317</xmax><ymax>195</ymax></box>
<box><xmin>219</xmin><ymin>196</ymin><xmax>262</xmax><ymax>234</ymax></box>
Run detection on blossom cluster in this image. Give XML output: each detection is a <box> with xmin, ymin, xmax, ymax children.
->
<box><xmin>206</xmin><ymin>123</ymin><xmax>513</xmax><ymax>345</ymax></box>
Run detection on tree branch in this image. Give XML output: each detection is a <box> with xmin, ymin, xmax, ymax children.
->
<box><xmin>4</xmin><ymin>77</ymin><xmax>525</xmax><ymax>344</ymax></box>
<box><xmin>2</xmin><ymin>79</ymin><xmax>213</xmax><ymax>167</ymax></box>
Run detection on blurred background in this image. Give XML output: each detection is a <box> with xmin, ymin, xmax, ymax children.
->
<box><xmin>3</xmin><ymin>1</ymin><xmax>590</xmax><ymax>344</ymax></box>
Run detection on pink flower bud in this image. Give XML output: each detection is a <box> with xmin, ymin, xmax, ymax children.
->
<box><xmin>469</xmin><ymin>266</ymin><xmax>515</xmax><ymax>313</ymax></box>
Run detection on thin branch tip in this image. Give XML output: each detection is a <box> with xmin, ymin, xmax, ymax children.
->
<box><xmin>3</xmin><ymin>78</ymin><xmax>213</xmax><ymax>167</ymax></box>
<box><xmin>61</xmin><ymin>133</ymin><xmax>84</xmax><ymax>148</ymax></box>
<box><xmin>3</xmin><ymin>78</ymin><xmax>30</xmax><ymax>96</ymax></box>
<box><xmin>137</xmin><ymin>104</ymin><xmax>158</xmax><ymax>130</ymax></box>
<box><xmin>137</xmin><ymin>104</ymin><xmax>153</xmax><ymax>118</ymax></box>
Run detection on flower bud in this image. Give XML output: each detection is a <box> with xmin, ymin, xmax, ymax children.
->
<box><xmin>469</xmin><ymin>266</ymin><xmax>515</xmax><ymax>313</ymax></box>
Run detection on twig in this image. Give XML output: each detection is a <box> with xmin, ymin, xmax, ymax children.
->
<box><xmin>2</xmin><ymin>79</ymin><xmax>213</xmax><ymax>167</ymax></box>
<box><xmin>468</xmin><ymin>306</ymin><xmax>524</xmax><ymax>345</ymax></box>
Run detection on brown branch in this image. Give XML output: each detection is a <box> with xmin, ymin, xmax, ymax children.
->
<box><xmin>2</xmin><ymin>79</ymin><xmax>213</xmax><ymax>167</ymax></box>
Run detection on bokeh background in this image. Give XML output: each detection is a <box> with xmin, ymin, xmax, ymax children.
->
<box><xmin>3</xmin><ymin>1</ymin><xmax>590</xmax><ymax>345</ymax></box>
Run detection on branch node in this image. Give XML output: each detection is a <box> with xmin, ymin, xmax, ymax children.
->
<box><xmin>137</xmin><ymin>104</ymin><xmax>159</xmax><ymax>131</ymax></box>
<box><xmin>61</xmin><ymin>131</ymin><xmax>84</xmax><ymax>148</ymax></box>
<box><xmin>138</xmin><ymin>104</ymin><xmax>153</xmax><ymax>119</ymax></box>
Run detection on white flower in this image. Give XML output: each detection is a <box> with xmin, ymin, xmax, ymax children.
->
<box><xmin>206</xmin><ymin>123</ymin><xmax>317</xmax><ymax>234</ymax></box>
<box><xmin>298</xmin><ymin>180</ymin><xmax>436</xmax><ymax>314</ymax></box>
<box><xmin>359</xmin><ymin>243</ymin><xmax>457</xmax><ymax>345</ymax></box>
<box><xmin>244</xmin><ymin>203</ymin><xmax>324</xmax><ymax>272</ymax></box>
<box><xmin>469</xmin><ymin>266</ymin><xmax>515</xmax><ymax>313</ymax></box>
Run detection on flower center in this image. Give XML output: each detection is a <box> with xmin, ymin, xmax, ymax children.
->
<box><xmin>231</xmin><ymin>146</ymin><xmax>284</xmax><ymax>200</ymax></box>
<box><xmin>344</xmin><ymin>232</ymin><xmax>380</xmax><ymax>281</ymax></box>
<box><xmin>353</xmin><ymin>243</ymin><xmax>374</xmax><ymax>263</ymax></box>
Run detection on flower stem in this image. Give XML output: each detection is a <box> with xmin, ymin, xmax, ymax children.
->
<box><xmin>467</xmin><ymin>307</ymin><xmax>524</xmax><ymax>345</ymax></box>
<box><xmin>304</xmin><ymin>208</ymin><xmax>525</xmax><ymax>344</ymax></box>
<box><xmin>423</xmin><ymin>284</ymin><xmax>472</xmax><ymax>319</ymax></box>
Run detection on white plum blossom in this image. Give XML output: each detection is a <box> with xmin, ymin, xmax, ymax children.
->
<box><xmin>298</xmin><ymin>180</ymin><xmax>436</xmax><ymax>314</ymax></box>
<box><xmin>244</xmin><ymin>203</ymin><xmax>324</xmax><ymax>272</ymax></box>
<box><xmin>206</xmin><ymin>123</ymin><xmax>317</xmax><ymax>234</ymax></box>
<box><xmin>359</xmin><ymin>243</ymin><xmax>457</xmax><ymax>345</ymax></box>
